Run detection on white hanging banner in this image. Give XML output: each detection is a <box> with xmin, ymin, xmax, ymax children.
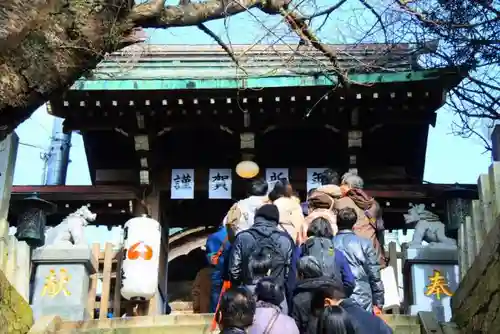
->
<box><xmin>171</xmin><ymin>169</ymin><xmax>195</xmax><ymax>199</ymax></box>
<box><xmin>209</xmin><ymin>169</ymin><xmax>232</xmax><ymax>199</ymax></box>
<box><xmin>266</xmin><ymin>168</ymin><xmax>289</xmax><ymax>191</ymax></box>
<box><xmin>307</xmin><ymin>168</ymin><xmax>328</xmax><ymax>192</ymax></box>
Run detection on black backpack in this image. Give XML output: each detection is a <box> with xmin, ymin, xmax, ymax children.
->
<box><xmin>301</xmin><ymin>237</ymin><xmax>341</xmax><ymax>280</ymax></box>
<box><xmin>245</xmin><ymin>228</ymin><xmax>287</xmax><ymax>280</ymax></box>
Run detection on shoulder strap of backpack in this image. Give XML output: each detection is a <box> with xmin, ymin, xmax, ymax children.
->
<box><xmin>210</xmin><ymin>236</ymin><xmax>228</xmax><ymax>265</ymax></box>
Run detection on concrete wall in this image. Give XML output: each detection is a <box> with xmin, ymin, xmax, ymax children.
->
<box><xmin>0</xmin><ymin>269</ymin><xmax>33</xmax><ymax>334</ymax></box>
<box><xmin>451</xmin><ymin>217</ymin><xmax>500</xmax><ymax>333</ymax></box>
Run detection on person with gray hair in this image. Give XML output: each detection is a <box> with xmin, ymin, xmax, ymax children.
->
<box><xmin>291</xmin><ymin>256</ymin><xmax>343</xmax><ymax>333</ymax></box>
<box><xmin>336</xmin><ymin>171</ymin><xmax>387</xmax><ymax>268</ymax></box>
<box><xmin>341</xmin><ymin>172</ymin><xmax>364</xmax><ymax>189</ymax></box>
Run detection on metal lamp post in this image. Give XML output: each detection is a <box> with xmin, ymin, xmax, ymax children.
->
<box><xmin>442</xmin><ymin>185</ymin><xmax>476</xmax><ymax>237</ymax></box>
<box><xmin>13</xmin><ymin>193</ymin><xmax>56</xmax><ymax>247</ymax></box>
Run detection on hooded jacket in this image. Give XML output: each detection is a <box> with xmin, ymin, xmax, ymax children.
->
<box><xmin>291</xmin><ymin>276</ymin><xmax>338</xmax><ymax>334</ymax></box>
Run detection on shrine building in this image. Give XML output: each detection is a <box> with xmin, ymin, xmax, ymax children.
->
<box><xmin>8</xmin><ymin>43</ymin><xmax>477</xmax><ymax>314</ymax></box>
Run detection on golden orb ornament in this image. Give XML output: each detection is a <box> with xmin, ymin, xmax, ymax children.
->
<box><xmin>236</xmin><ymin>160</ymin><xmax>259</xmax><ymax>179</ymax></box>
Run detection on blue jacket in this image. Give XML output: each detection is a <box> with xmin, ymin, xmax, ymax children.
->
<box><xmin>334</xmin><ymin>249</ymin><xmax>356</xmax><ymax>297</ymax></box>
<box><xmin>205</xmin><ymin>226</ymin><xmax>230</xmax><ymax>283</ymax></box>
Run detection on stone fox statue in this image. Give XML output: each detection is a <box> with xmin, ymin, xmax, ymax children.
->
<box><xmin>404</xmin><ymin>204</ymin><xmax>456</xmax><ymax>247</ymax></box>
<box><xmin>44</xmin><ymin>206</ymin><xmax>97</xmax><ymax>247</ymax></box>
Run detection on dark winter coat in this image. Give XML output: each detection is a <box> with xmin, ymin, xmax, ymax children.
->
<box><xmin>291</xmin><ymin>276</ymin><xmax>338</xmax><ymax>334</ymax></box>
<box><xmin>340</xmin><ymin>298</ymin><xmax>393</xmax><ymax>334</ymax></box>
<box><xmin>227</xmin><ymin>216</ymin><xmax>294</xmax><ymax>287</ymax></box>
<box><xmin>219</xmin><ymin>327</ymin><xmax>247</xmax><ymax>334</ymax></box>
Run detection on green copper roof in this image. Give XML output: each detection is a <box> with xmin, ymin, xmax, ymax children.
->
<box><xmin>72</xmin><ymin>69</ymin><xmax>453</xmax><ymax>90</ymax></box>
<box><xmin>71</xmin><ymin>44</ymin><xmax>460</xmax><ymax>91</ymax></box>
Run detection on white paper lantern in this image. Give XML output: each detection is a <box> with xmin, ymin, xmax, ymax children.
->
<box><xmin>120</xmin><ymin>215</ymin><xmax>161</xmax><ymax>301</ymax></box>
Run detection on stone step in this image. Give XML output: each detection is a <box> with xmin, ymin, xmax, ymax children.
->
<box><xmin>170</xmin><ymin>301</ymin><xmax>194</xmax><ymax>312</ymax></box>
<box><xmin>30</xmin><ymin>313</ymin><xmax>425</xmax><ymax>333</ymax></box>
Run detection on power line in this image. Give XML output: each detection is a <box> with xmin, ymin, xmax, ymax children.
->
<box><xmin>19</xmin><ymin>142</ymin><xmax>46</xmax><ymax>150</ymax></box>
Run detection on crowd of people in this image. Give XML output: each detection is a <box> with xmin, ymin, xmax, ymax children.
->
<box><xmin>203</xmin><ymin>170</ymin><xmax>392</xmax><ymax>334</ymax></box>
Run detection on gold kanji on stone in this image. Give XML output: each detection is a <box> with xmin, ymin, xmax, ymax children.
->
<box><xmin>41</xmin><ymin>268</ymin><xmax>71</xmax><ymax>297</ymax></box>
<box><xmin>425</xmin><ymin>269</ymin><xmax>453</xmax><ymax>300</ymax></box>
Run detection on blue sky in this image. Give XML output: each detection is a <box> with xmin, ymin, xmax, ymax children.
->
<box><xmin>12</xmin><ymin>6</ymin><xmax>493</xmax><ymax>185</ymax></box>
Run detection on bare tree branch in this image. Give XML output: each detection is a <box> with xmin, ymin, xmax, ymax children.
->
<box><xmin>130</xmin><ymin>0</ymin><xmax>286</xmax><ymax>28</ymax></box>
<box><xmin>280</xmin><ymin>9</ymin><xmax>349</xmax><ymax>87</ymax></box>
<box><xmin>197</xmin><ymin>23</ymin><xmax>246</xmax><ymax>73</ymax></box>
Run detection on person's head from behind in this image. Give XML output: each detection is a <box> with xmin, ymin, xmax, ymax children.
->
<box><xmin>307</xmin><ymin>188</ymin><xmax>317</xmax><ymax>199</ymax></box>
<box><xmin>254</xmin><ymin>204</ymin><xmax>280</xmax><ymax>224</ymax></box>
<box><xmin>255</xmin><ymin>277</ymin><xmax>285</xmax><ymax>307</ymax></box>
<box><xmin>247</xmin><ymin>178</ymin><xmax>269</xmax><ymax>197</ymax></box>
<box><xmin>311</xmin><ymin>279</ymin><xmax>347</xmax><ymax>310</ymax></box>
<box><xmin>249</xmin><ymin>249</ymin><xmax>272</xmax><ymax>282</ymax></box>
<box><xmin>308</xmin><ymin>217</ymin><xmax>334</xmax><ymax>239</ymax></box>
<box><xmin>217</xmin><ymin>287</ymin><xmax>256</xmax><ymax>330</ymax></box>
<box><xmin>322</xmin><ymin>169</ymin><xmax>340</xmax><ymax>186</ymax></box>
<box><xmin>337</xmin><ymin>208</ymin><xmax>357</xmax><ymax>231</ymax></box>
<box><xmin>316</xmin><ymin>305</ymin><xmax>356</xmax><ymax>334</ymax></box>
<box><xmin>268</xmin><ymin>178</ymin><xmax>293</xmax><ymax>201</ymax></box>
<box><xmin>341</xmin><ymin>172</ymin><xmax>364</xmax><ymax>189</ymax></box>
<box><xmin>297</xmin><ymin>255</ymin><xmax>323</xmax><ymax>280</ymax></box>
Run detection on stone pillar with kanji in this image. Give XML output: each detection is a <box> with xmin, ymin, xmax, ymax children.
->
<box><xmin>402</xmin><ymin>204</ymin><xmax>460</xmax><ymax>322</ymax></box>
<box><xmin>30</xmin><ymin>247</ymin><xmax>97</xmax><ymax>321</ymax></box>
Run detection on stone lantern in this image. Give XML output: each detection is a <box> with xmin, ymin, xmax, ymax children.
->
<box><xmin>442</xmin><ymin>185</ymin><xmax>476</xmax><ymax>237</ymax></box>
<box><xmin>13</xmin><ymin>193</ymin><xmax>56</xmax><ymax>247</ymax></box>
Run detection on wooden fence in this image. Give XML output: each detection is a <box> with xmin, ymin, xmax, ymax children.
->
<box><xmin>458</xmin><ymin>162</ymin><xmax>500</xmax><ymax>279</ymax></box>
<box><xmin>87</xmin><ymin>242</ymin><xmax>158</xmax><ymax>319</ymax></box>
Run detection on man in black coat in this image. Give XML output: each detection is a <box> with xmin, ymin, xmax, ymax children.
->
<box><xmin>227</xmin><ymin>204</ymin><xmax>294</xmax><ymax>291</ymax></box>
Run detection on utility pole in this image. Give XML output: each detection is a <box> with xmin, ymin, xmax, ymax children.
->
<box><xmin>44</xmin><ymin>118</ymin><xmax>72</xmax><ymax>186</ymax></box>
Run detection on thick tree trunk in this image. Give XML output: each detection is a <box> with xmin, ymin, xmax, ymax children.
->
<box><xmin>0</xmin><ymin>0</ymin><xmax>134</xmax><ymax>139</ymax></box>
<box><xmin>0</xmin><ymin>0</ymin><xmax>322</xmax><ymax>140</ymax></box>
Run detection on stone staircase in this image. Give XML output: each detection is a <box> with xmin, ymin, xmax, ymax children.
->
<box><xmin>29</xmin><ymin>312</ymin><xmax>460</xmax><ymax>334</ymax></box>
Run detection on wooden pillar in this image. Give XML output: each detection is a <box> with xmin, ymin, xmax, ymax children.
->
<box><xmin>146</xmin><ymin>188</ymin><xmax>160</xmax><ymax>315</ymax></box>
<box><xmin>347</xmin><ymin>107</ymin><xmax>361</xmax><ymax>174</ymax></box>
<box><xmin>478</xmin><ymin>174</ymin><xmax>495</xmax><ymax>234</ymax></box>
<box><xmin>464</xmin><ymin>216</ymin><xmax>476</xmax><ymax>268</ymax></box>
<box><xmin>490</xmin><ymin>124</ymin><xmax>500</xmax><ymax>162</ymax></box>
<box><xmin>471</xmin><ymin>200</ymin><xmax>486</xmax><ymax>254</ymax></box>
<box><xmin>457</xmin><ymin>223</ymin><xmax>467</xmax><ymax>279</ymax></box>
<box><xmin>0</xmin><ymin>134</ymin><xmax>19</xmax><ymax>269</ymax></box>
<box><xmin>487</xmin><ymin>162</ymin><xmax>500</xmax><ymax>223</ymax></box>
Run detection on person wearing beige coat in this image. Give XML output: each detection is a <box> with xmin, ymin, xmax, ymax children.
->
<box><xmin>268</xmin><ymin>179</ymin><xmax>305</xmax><ymax>243</ymax></box>
<box><xmin>273</xmin><ymin>196</ymin><xmax>305</xmax><ymax>243</ymax></box>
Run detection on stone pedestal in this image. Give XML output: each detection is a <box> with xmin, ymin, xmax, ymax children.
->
<box><xmin>31</xmin><ymin>246</ymin><xmax>97</xmax><ymax>321</ymax></box>
<box><xmin>403</xmin><ymin>246</ymin><xmax>459</xmax><ymax>322</ymax></box>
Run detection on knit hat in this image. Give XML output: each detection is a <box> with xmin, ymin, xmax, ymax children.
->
<box><xmin>255</xmin><ymin>204</ymin><xmax>280</xmax><ymax>223</ymax></box>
